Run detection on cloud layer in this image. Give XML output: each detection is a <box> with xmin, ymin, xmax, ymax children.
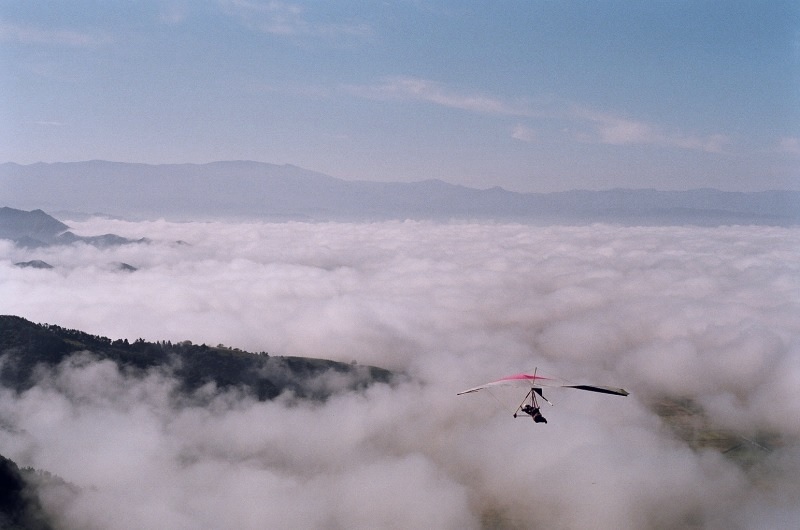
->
<box><xmin>1</xmin><ymin>219</ymin><xmax>799</xmax><ymax>528</ymax></box>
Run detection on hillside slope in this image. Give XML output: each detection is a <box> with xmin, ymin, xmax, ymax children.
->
<box><xmin>0</xmin><ymin>315</ymin><xmax>393</xmax><ymax>401</ymax></box>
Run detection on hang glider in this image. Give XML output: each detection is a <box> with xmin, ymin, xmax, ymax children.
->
<box><xmin>457</xmin><ymin>370</ymin><xmax>628</xmax><ymax>423</ymax></box>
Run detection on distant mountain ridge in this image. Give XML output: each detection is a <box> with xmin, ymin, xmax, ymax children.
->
<box><xmin>2</xmin><ymin>161</ymin><xmax>798</xmax><ymax>225</ymax></box>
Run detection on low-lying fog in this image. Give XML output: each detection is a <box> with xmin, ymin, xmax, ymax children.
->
<box><xmin>1</xmin><ymin>219</ymin><xmax>798</xmax><ymax>529</ymax></box>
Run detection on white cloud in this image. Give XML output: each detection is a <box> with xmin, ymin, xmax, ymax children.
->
<box><xmin>0</xmin><ymin>20</ymin><xmax>109</xmax><ymax>47</ymax></box>
<box><xmin>777</xmin><ymin>136</ymin><xmax>800</xmax><ymax>156</ymax></box>
<box><xmin>1</xmin><ymin>220</ymin><xmax>799</xmax><ymax>528</ymax></box>
<box><xmin>33</xmin><ymin>120</ymin><xmax>66</xmax><ymax>127</ymax></box>
<box><xmin>573</xmin><ymin>106</ymin><xmax>730</xmax><ymax>153</ymax></box>
<box><xmin>222</xmin><ymin>0</ymin><xmax>307</xmax><ymax>35</ymax></box>
<box><xmin>348</xmin><ymin>77</ymin><xmax>731</xmax><ymax>154</ymax></box>
<box><xmin>219</xmin><ymin>0</ymin><xmax>372</xmax><ymax>39</ymax></box>
<box><xmin>346</xmin><ymin>76</ymin><xmax>535</xmax><ymax>117</ymax></box>
<box><xmin>158</xmin><ymin>3</ymin><xmax>190</xmax><ymax>25</ymax></box>
<box><xmin>511</xmin><ymin>123</ymin><xmax>537</xmax><ymax>143</ymax></box>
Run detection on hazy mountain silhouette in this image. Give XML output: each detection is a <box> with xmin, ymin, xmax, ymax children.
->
<box><xmin>13</xmin><ymin>260</ymin><xmax>54</xmax><ymax>269</ymax></box>
<box><xmin>2</xmin><ymin>161</ymin><xmax>798</xmax><ymax>224</ymax></box>
<box><xmin>0</xmin><ymin>206</ymin><xmax>146</xmax><ymax>248</ymax></box>
<box><xmin>0</xmin><ymin>207</ymin><xmax>68</xmax><ymax>246</ymax></box>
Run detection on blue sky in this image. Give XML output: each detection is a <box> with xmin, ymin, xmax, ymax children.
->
<box><xmin>1</xmin><ymin>1</ymin><xmax>798</xmax><ymax>192</ymax></box>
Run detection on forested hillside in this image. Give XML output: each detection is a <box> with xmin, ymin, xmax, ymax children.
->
<box><xmin>0</xmin><ymin>315</ymin><xmax>393</xmax><ymax>401</ymax></box>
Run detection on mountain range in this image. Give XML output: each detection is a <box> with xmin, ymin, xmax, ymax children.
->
<box><xmin>2</xmin><ymin>161</ymin><xmax>798</xmax><ymax>225</ymax></box>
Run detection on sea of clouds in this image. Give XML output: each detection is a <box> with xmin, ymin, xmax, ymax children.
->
<box><xmin>1</xmin><ymin>219</ymin><xmax>798</xmax><ymax>529</ymax></box>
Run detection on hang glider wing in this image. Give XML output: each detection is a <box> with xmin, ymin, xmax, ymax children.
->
<box><xmin>457</xmin><ymin>372</ymin><xmax>628</xmax><ymax>397</ymax></box>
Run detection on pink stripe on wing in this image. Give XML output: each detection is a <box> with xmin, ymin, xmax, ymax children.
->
<box><xmin>494</xmin><ymin>373</ymin><xmax>552</xmax><ymax>383</ymax></box>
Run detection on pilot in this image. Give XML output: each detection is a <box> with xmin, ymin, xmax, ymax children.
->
<box><xmin>521</xmin><ymin>404</ymin><xmax>547</xmax><ymax>423</ymax></box>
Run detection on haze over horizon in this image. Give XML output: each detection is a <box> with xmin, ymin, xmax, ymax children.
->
<box><xmin>2</xmin><ymin>1</ymin><xmax>798</xmax><ymax>192</ymax></box>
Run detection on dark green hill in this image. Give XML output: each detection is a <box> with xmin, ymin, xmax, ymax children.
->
<box><xmin>0</xmin><ymin>315</ymin><xmax>393</xmax><ymax>401</ymax></box>
<box><xmin>0</xmin><ymin>454</ymin><xmax>57</xmax><ymax>530</ymax></box>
